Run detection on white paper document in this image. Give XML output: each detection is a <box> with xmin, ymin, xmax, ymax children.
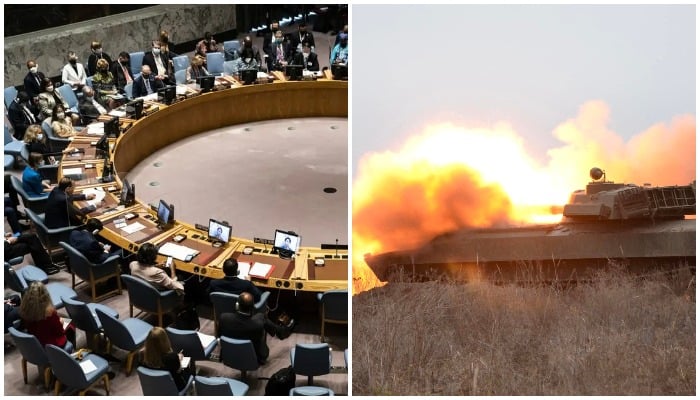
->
<box><xmin>158</xmin><ymin>242</ymin><xmax>200</xmax><ymax>261</ymax></box>
<box><xmin>141</xmin><ymin>93</ymin><xmax>159</xmax><ymax>101</ymax></box>
<box><xmin>180</xmin><ymin>356</ymin><xmax>191</xmax><ymax>369</ymax></box>
<box><xmin>197</xmin><ymin>332</ymin><xmax>217</xmax><ymax>349</ymax></box>
<box><xmin>79</xmin><ymin>359</ymin><xmax>97</xmax><ymax>374</ymax></box>
<box><xmin>107</xmin><ymin>110</ymin><xmax>126</xmax><ymax>117</ymax></box>
<box><xmin>62</xmin><ymin>318</ymin><xmax>72</xmax><ymax>329</ymax></box>
<box><xmin>82</xmin><ymin>187</ymin><xmax>106</xmax><ymax>206</ymax></box>
<box><xmin>62</xmin><ymin>167</ymin><xmax>83</xmax><ymax>176</ymax></box>
<box><xmin>86</xmin><ymin>122</ymin><xmax>105</xmax><ymax>135</ymax></box>
<box><xmin>176</xmin><ymin>85</ymin><xmax>188</xmax><ymax>95</ymax></box>
<box><xmin>237</xmin><ymin>262</ymin><xmax>251</xmax><ymax>279</ymax></box>
<box><xmin>249</xmin><ymin>262</ymin><xmax>273</xmax><ymax>279</ymax></box>
<box><xmin>121</xmin><ymin>222</ymin><xmax>146</xmax><ymax>235</ymax></box>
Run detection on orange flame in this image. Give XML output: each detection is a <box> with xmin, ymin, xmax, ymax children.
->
<box><xmin>353</xmin><ymin>101</ymin><xmax>696</xmax><ymax>294</ymax></box>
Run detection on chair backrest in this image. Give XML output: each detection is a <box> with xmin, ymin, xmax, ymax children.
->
<box><xmin>174</xmin><ymin>69</ymin><xmax>186</xmax><ymax>85</ymax></box>
<box><xmin>136</xmin><ymin>366</ymin><xmax>181</xmax><ymax>396</ymax></box>
<box><xmin>43</xmin><ymin>117</ymin><xmax>71</xmax><ymax>153</ymax></box>
<box><xmin>5</xmin><ymin>262</ymin><xmax>28</xmax><ymax>292</ymax></box>
<box><xmin>290</xmin><ymin>386</ymin><xmax>335</xmax><ymax>396</ymax></box>
<box><xmin>292</xmin><ymin>343</ymin><xmax>332</xmax><ymax>377</ymax></box>
<box><xmin>57</xmin><ymin>84</ymin><xmax>79</xmax><ymax>111</ymax></box>
<box><xmin>172</xmin><ymin>55</ymin><xmax>189</xmax><ymax>72</ymax></box>
<box><xmin>165</xmin><ymin>326</ymin><xmax>206</xmax><ymax>360</ymax></box>
<box><xmin>209</xmin><ymin>291</ymin><xmax>239</xmax><ymax>325</ymax></box>
<box><xmin>320</xmin><ymin>289</ymin><xmax>348</xmax><ymax>321</ymax></box>
<box><xmin>220</xmin><ymin>336</ymin><xmax>259</xmax><ymax>372</ymax></box>
<box><xmin>8</xmin><ymin>327</ymin><xmax>50</xmax><ymax>367</ymax></box>
<box><xmin>129</xmin><ymin>51</ymin><xmax>145</xmax><ymax>76</ymax></box>
<box><xmin>4</xmin><ymin>124</ymin><xmax>13</xmax><ymax>145</ymax></box>
<box><xmin>45</xmin><ymin>344</ymin><xmax>89</xmax><ymax>389</ymax></box>
<box><xmin>59</xmin><ymin>241</ymin><xmax>95</xmax><ymax>280</ymax></box>
<box><xmin>223</xmin><ymin>60</ymin><xmax>236</xmax><ymax>76</ymax></box>
<box><xmin>121</xmin><ymin>274</ymin><xmax>170</xmax><ymax>313</ymax></box>
<box><xmin>86</xmin><ymin>76</ymin><xmax>93</xmax><ymax>88</ymax></box>
<box><xmin>11</xmin><ymin>176</ymin><xmax>48</xmax><ymax>214</ymax></box>
<box><xmin>223</xmin><ymin>41</ymin><xmax>240</xmax><ymax>61</ymax></box>
<box><xmin>62</xmin><ymin>296</ymin><xmax>100</xmax><ymax>335</ymax></box>
<box><xmin>206</xmin><ymin>52</ymin><xmax>225</xmax><ymax>75</ymax></box>
<box><xmin>95</xmin><ymin>308</ymin><xmax>138</xmax><ymax>350</ymax></box>
<box><xmin>194</xmin><ymin>376</ymin><xmax>235</xmax><ymax>396</ymax></box>
<box><xmin>26</xmin><ymin>208</ymin><xmax>74</xmax><ymax>250</ymax></box>
<box><xmin>123</xmin><ymin>82</ymin><xmax>133</xmax><ymax>100</ymax></box>
<box><xmin>5</xmin><ymin>86</ymin><xmax>18</xmax><ymax>109</ymax></box>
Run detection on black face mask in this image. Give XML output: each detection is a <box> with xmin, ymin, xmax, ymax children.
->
<box><xmin>120</xmin><ymin>60</ymin><xmax>129</xmax><ymax>66</ymax></box>
<box><xmin>69</xmin><ymin>59</ymin><xmax>77</xmax><ymax>65</ymax></box>
<box><xmin>142</xmin><ymin>73</ymin><xmax>150</xmax><ymax>79</ymax></box>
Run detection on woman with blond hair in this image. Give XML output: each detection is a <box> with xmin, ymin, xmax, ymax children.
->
<box><xmin>185</xmin><ymin>55</ymin><xmax>209</xmax><ymax>83</ymax></box>
<box><xmin>24</xmin><ymin>124</ymin><xmax>75</xmax><ymax>164</ymax></box>
<box><xmin>19</xmin><ymin>282</ymin><xmax>75</xmax><ymax>352</ymax></box>
<box><xmin>141</xmin><ymin>327</ymin><xmax>191</xmax><ymax>390</ymax></box>
<box><xmin>93</xmin><ymin>58</ymin><xmax>120</xmax><ymax>110</ymax></box>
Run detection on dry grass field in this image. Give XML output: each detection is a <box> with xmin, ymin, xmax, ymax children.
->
<box><xmin>352</xmin><ymin>267</ymin><xmax>695</xmax><ymax>395</ymax></box>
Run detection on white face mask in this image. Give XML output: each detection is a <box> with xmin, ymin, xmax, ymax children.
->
<box><xmin>303</xmin><ymin>51</ymin><xmax>309</xmax><ymax>57</ymax></box>
<box><xmin>96</xmin><ymin>48</ymin><xmax>102</xmax><ymax>54</ymax></box>
<box><xmin>153</xmin><ymin>48</ymin><xmax>160</xmax><ymax>54</ymax></box>
<box><xmin>57</xmin><ymin>112</ymin><xmax>65</xmax><ymax>119</ymax></box>
<box><xmin>30</xmin><ymin>66</ymin><xmax>38</xmax><ymax>74</ymax></box>
<box><xmin>46</xmin><ymin>86</ymin><xmax>54</xmax><ymax>92</ymax></box>
<box><xmin>86</xmin><ymin>96</ymin><xmax>94</xmax><ymax>101</ymax></box>
<box><xmin>244</xmin><ymin>58</ymin><xmax>252</xmax><ymax>63</ymax></box>
<box><xmin>37</xmin><ymin>134</ymin><xmax>44</xmax><ymax>141</ymax></box>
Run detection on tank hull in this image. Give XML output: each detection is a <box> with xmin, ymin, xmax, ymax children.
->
<box><xmin>365</xmin><ymin>219</ymin><xmax>696</xmax><ymax>283</ymax></box>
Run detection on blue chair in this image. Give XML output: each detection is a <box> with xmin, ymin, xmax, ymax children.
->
<box><xmin>5</xmin><ymin>262</ymin><xmax>77</xmax><ymax>309</ymax></box>
<box><xmin>223</xmin><ymin>40</ymin><xmax>240</xmax><ymax>61</ymax></box>
<box><xmin>291</xmin><ymin>343</ymin><xmax>332</xmax><ymax>385</ymax></box>
<box><xmin>45</xmin><ymin>344</ymin><xmax>111</xmax><ymax>395</ymax></box>
<box><xmin>62</xmin><ymin>296</ymin><xmax>119</xmax><ymax>350</ymax></box>
<box><xmin>5</xmin><ymin>124</ymin><xmax>25</xmax><ymax>159</ymax></box>
<box><xmin>25</xmin><ymin>208</ymin><xmax>77</xmax><ymax>264</ymax></box>
<box><xmin>4</xmin><ymin>86</ymin><xmax>18</xmax><ymax>109</ymax></box>
<box><xmin>8</xmin><ymin>327</ymin><xmax>53</xmax><ymax>390</ymax></box>
<box><xmin>165</xmin><ymin>327</ymin><xmax>218</xmax><ymax>370</ymax></box>
<box><xmin>290</xmin><ymin>386</ymin><xmax>336</xmax><ymax>396</ymax></box>
<box><xmin>317</xmin><ymin>289</ymin><xmax>348</xmax><ymax>342</ymax></box>
<box><xmin>59</xmin><ymin>241</ymin><xmax>122</xmax><ymax>301</ymax></box>
<box><xmin>42</xmin><ymin>118</ymin><xmax>72</xmax><ymax>153</ymax></box>
<box><xmin>219</xmin><ymin>336</ymin><xmax>259</xmax><ymax>380</ymax></box>
<box><xmin>136</xmin><ymin>366</ymin><xmax>193</xmax><ymax>396</ymax></box>
<box><xmin>10</xmin><ymin>176</ymin><xmax>48</xmax><ymax>215</ymax></box>
<box><xmin>223</xmin><ymin>60</ymin><xmax>237</xmax><ymax>76</ymax></box>
<box><xmin>95</xmin><ymin>308</ymin><xmax>153</xmax><ymax>376</ymax></box>
<box><xmin>123</xmin><ymin>82</ymin><xmax>133</xmax><ymax>100</ymax></box>
<box><xmin>5</xmin><ymin>256</ymin><xmax>48</xmax><ymax>285</ymax></box>
<box><xmin>174</xmin><ymin>69</ymin><xmax>187</xmax><ymax>85</ymax></box>
<box><xmin>172</xmin><ymin>55</ymin><xmax>189</xmax><ymax>72</ymax></box>
<box><xmin>86</xmin><ymin>76</ymin><xmax>93</xmax><ymax>88</ymax></box>
<box><xmin>56</xmin><ymin>84</ymin><xmax>79</xmax><ymax>114</ymax></box>
<box><xmin>194</xmin><ymin>376</ymin><xmax>249</xmax><ymax>396</ymax></box>
<box><xmin>121</xmin><ymin>274</ymin><xmax>181</xmax><ymax>327</ymax></box>
<box><xmin>129</xmin><ymin>51</ymin><xmax>145</xmax><ymax>76</ymax></box>
<box><xmin>5</xmin><ymin>153</ymin><xmax>15</xmax><ymax>169</ymax></box>
<box><xmin>206</xmin><ymin>52</ymin><xmax>225</xmax><ymax>75</ymax></box>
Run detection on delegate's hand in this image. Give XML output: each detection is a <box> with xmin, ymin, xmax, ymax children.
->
<box><xmin>86</xmin><ymin>193</ymin><xmax>96</xmax><ymax>200</ymax></box>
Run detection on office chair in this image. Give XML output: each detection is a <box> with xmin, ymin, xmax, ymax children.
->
<box><xmin>194</xmin><ymin>376</ymin><xmax>249</xmax><ymax>396</ymax></box>
<box><xmin>136</xmin><ymin>366</ymin><xmax>193</xmax><ymax>396</ymax></box>
<box><xmin>8</xmin><ymin>327</ymin><xmax>53</xmax><ymax>390</ymax></box>
<box><xmin>317</xmin><ymin>289</ymin><xmax>348</xmax><ymax>342</ymax></box>
<box><xmin>290</xmin><ymin>343</ymin><xmax>332</xmax><ymax>385</ymax></box>
<box><xmin>219</xmin><ymin>336</ymin><xmax>259</xmax><ymax>380</ymax></box>
<box><xmin>45</xmin><ymin>344</ymin><xmax>111</xmax><ymax>395</ymax></box>
<box><xmin>59</xmin><ymin>241</ymin><xmax>122</xmax><ymax>301</ymax></box>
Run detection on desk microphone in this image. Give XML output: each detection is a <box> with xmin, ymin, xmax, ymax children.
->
<box><xmin>335</xmin><ymin>238</ymin><xmax>338</xmax><ymax>259</ymax></box>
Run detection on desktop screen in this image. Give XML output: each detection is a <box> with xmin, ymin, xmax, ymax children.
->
<box><xmin>196</xmin><ymin>75</ymin><xmax>215</xmax><ymax>93</ymax></box>
<box><xmin>208</xmin><ymin>219</ymin><xmax>231</xmax><ymax>243</ymax></box>
<box><xmin>120</xmin><ymin>179</ymin><xmax>130</xmax><ymax>204</ymax></box>
<box><xmin>157</xmin><ymin>200</ymin><xmax>172</xmax><ymax>226</ymax></box>
<box><xmin>274</xmin><ymin>230</ymin><xmax>301</xmax><ymax>253</ymax></box>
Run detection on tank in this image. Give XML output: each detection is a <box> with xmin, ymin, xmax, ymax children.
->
<box><xmin>364</xmin><ymin>168</ymin><xmax>696</xmax><ymax>283</ymax></box>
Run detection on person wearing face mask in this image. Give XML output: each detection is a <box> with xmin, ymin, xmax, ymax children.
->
<box><xmin>69</xmin><ymin>218</ymin><xmax>122</xmax><ymax>264</ymax></box>
<box><xmin>185</xmin><ymin>55</ymin><xmax>209</xmax><ymax>83</ymax></box>
<box><xmin>110</xmin><ymin>51</ymin><xmax>133</xmax><ymax>94</ymax></box>
<box><xmin>195</xmin><ymin>31</ymin><xmax>218</xmax><ymax>58</ymax></box>
<box><xmin>233</xmin><ymin>47</ymin><xmax>260</xmax><ymax>76</ymax></box>
<box><xmin>79</xmin><ymin>86</ymin><xmax>107</xmax><ymax>123</ymax></box>
<box><xmin>268</xmin><ymin>30</ymin><xmax>290</xmax><ymax>72</ymax></box>
<box><xmin>290</xmin><ymin>22</ymin><xmax>315</xmax><ymax>57</ymax></box>
<box><xmin>8</xmin><ymin>91</ymin><xmax>39</xmax><ymax>140</ymax></box>
<box><xmin>44</xmin><ymin>177</ymin><xmax>95</xmax><ymax>229</ymax></box>
<box><xmin>92</xmin><ymin>58</ymin><xmax>121</xmax><ymax>110</ymax></box>
<box><xmin>330</xmin><ymin>33</ymin><xmax>349</xmax><ymax>65</ymax></box>
<box><xmin>334</xmin><ymin>24</ymin><xmax>349</xmax><ymax>46</ymax></box>
<box><xmin>143</xmin><ymin>40</ymin><xmax>174</xmax><ymax>85</ymax></box>
<box><xmin>292</xmin><ymin>41</ymin><xmax>319</xmax><ymax>72</ymax></box>
<box><xmin>86</xmin><ymin>40</ymin><xmax>113</xmax><ymax>77</ymax></box>
<box><xmin>22</xmin><ymin>152</ymin><xmax>53</xmax><ymax>197</ymax></box>
<box><xmin>37</xmin><ymin>78</ymin><xmax>73</xmax><ymax>122</ymax></box>
<box><xmin>23</xmin><ymin>59</ymin><xmax>46</xmax><ymax>100</ymax></box>
<box><xmin>50</xmin><ymin>104</ymin><xmax>78</xmax><ymax>138</ymax></box>
<box><xmin>61</xmin><ymin>51</ymin><xmax>87</xmax><ymax>93</ymax></box>
<box><xmin>238</xmin><ymin>36</ymin><xmax>263</xmax><ymax>66</ymax></box>
<box><xmin>132</xmin><ymin>65</ymin><xmax>165</xmax><ymax>98</ymax></box>
<box><xmin>23</xmin><ymin>124</ymin><xmax>75</xmax><ymax>165</ymax></box>
<box><xmin>263</xmin><ymin>20</ymin><xmax>281</xmax><ymax>58</ymax></box>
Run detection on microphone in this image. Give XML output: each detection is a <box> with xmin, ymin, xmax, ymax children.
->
<box><xmin>335</xmin><ymin>238</ymin><xmax>338</xmax><ymax>258</ymax></box>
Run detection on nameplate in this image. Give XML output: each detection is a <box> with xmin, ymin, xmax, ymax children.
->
<box><xmin>253</xmin><ymin>237</ymin><xmax>274</xmax><ymax>245</ymax></box>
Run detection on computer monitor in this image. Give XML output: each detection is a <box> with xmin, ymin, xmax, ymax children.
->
<box><xmin>126</xmin><ymin>98</ymin><xmax>143</xmax><ymax>119</ymax></box>
<box><xmin>208</xmin><ymin>219</ymin><xmax>231</xmax><ymax>244</ymax></box>
<box><xmin>95</xmin><ymin>132</ymin><xmax>109</xmax><ymax>156</ymax></box>
<box><xmin>157</xmin><ymin>85</ymin><xmax>176</xmax><ymax>105</ymax></box>
<box><xmin>240</xmin><ymin>69</ymin><xmax>257</xmax><ymax>85</ymax></box>
<box><xmin>120</xmin><ymin>179</ymin><xmax>135</xmax><ymax>206</ymax></box>
<box><xmin>285</xmin><ymin>65</ymin><xmax>303</xmax><ymax>81</ymax></box>
<box><xmin>331</xmin><ymin>64</ymin><xmax>348</xmax><ymax>80</ymax></box>
<box><xmin>104</xmin><ymin>115</ymin><xmax>120</xmax><ymax>138</ymax></box>
<box><xmin>157</xmin><ymin>199</ymin><xmax>174</xmax><ymax>229</ymax></box>
<box><xmin>196</xmin><ymin>75</ymin><xmax>215</xmax><ymax>93</ymax></box>
<box><xmin>273</xmin><ymin>229</ymin><xmax>301</xmax><ymax>255</ymax></box>
<box><xmin>101</xmin><ymin>157</ymin><xmax>113</xmax><ymax>183</ymax></box>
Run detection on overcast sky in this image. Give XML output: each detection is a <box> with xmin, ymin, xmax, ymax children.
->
<box><xmin>352</xmin><ymin>5</ymin><xmax>696</xmax><ymax>174</ymax></box>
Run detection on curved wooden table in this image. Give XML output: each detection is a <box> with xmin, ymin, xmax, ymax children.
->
<box><xmin>62</xmin><ymin>79</ymin><xmax>348</xmax><ymax>292</ymax></box>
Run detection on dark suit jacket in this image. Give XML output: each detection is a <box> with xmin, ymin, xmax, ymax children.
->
<box><xmin>23</xmin><ymin>71</ymin><xmax>46</xmax><ymax>99</ymax></box>
<box><xmin>44</xmin><ymin>188</ymin><xmax>86</xmax><ymax>229</ymax></box>
<box><xmin>290</xmin><ymin>31</ymin><xmax>316</xmax><ymax>54</ymax></box>
<box><xmin>131</xmin><ymin>74</ymin><xmax>165</xmax><ymax>98</ymax></box>
<box><xmin>87</xmin><ymin>53</ymin><xmax>113</xmax><ymax>76</ymax></box>
<box><xmin>8</xmin><ymin>100</ymin><xmax>39</xmax><ymax>140</ymax></box>
<box><xmin>209</xmin><ymin>276</ymin><xmax>262</xmax><ymax>302</ymax></box>
<box><xmin>78</xmin><ymin>97</ymin><xmax>103</xmax><ymax>123</ymax></box>
<box><xmin>220</xmin><ymin>311</ymin><xmax>274</xmax><ymax>364</ymax></box>
<box><xmin>142</xmin><ymin>51</ymin><xmax>174</xmax><ymax>85</ymax></box>
<box><xmin>110</xmin><ymin>62</ymin><xmax>133</xmax><ymax>93</ymax></box>
<box><xmin>268</xmin><ymin>42</ymin><xmax>292</xmax><ymax>71</ymax></box>
<box><xmin>292</xmin><ymin>52</ymin><xmax>320</xmax><ymax>72</ymax></box>
<box><xmin>69</xmin><ymin>229</ymin><xmax>107</xmax><ymax>264</ymax></box>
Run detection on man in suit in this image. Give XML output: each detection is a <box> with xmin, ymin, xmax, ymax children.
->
<box><xmin>209</xmin><ymin>258</ymin><xmax>262</xmax><ymax>301</ymax></box>
<box><xmin>69</xmin><ymin>218</ymin><xmax>123</xmax><ymax>265</ymax></box>
<box><xmin>268</xmin><ymin>30</ymin><xmax>291</xmax><ymax>72</ymax></box>
<box><xmin>132</xmin><ymin>65</ymin><xmax>165</xmax><ymax>98</ymax></box>
<box><xmin>5</xmin><ymin>231</ymin><xmax>59</xmax><ymax>275</ymax></box>
<box><xmin>23</xmin><ymin>60</ymin><xmax>46</xmax><ymax>100</ymax></box>
<box><xmin>44</xmin><ymin>177</ymin><xmax>94</xmax><ymax>229</ymax></box>
<box><xmin>111</xmin><ymin>52</ymin><xmax>133</xmax><ymax>94</ymax></box>
<box><xmin>219</xmin><ymin>292</ymin><xmax>285</xmax><ymax>365</ymax></box>
<box><xmin>292</xmin><ymin>42</ymin><xmax>319</xmax><ymax>72</ymax></box>
<box><xmin>289</xmin><ymin>22</ymin><xmax>315</xmax><ymax>56</ymax></box>
<box><xmin>8</xmin><ymin>91</ymin><xmax>39</xmax><ymax>140</ymax></box>
<box><xmin>78</xmin><ymin>86</ymin><xmax>107</xmax><ymax>123</ymax></box>
<box><xmin>143</xmin><ymin>40</ymin><xmax>174</xmax><ymax>85</ymax></box>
